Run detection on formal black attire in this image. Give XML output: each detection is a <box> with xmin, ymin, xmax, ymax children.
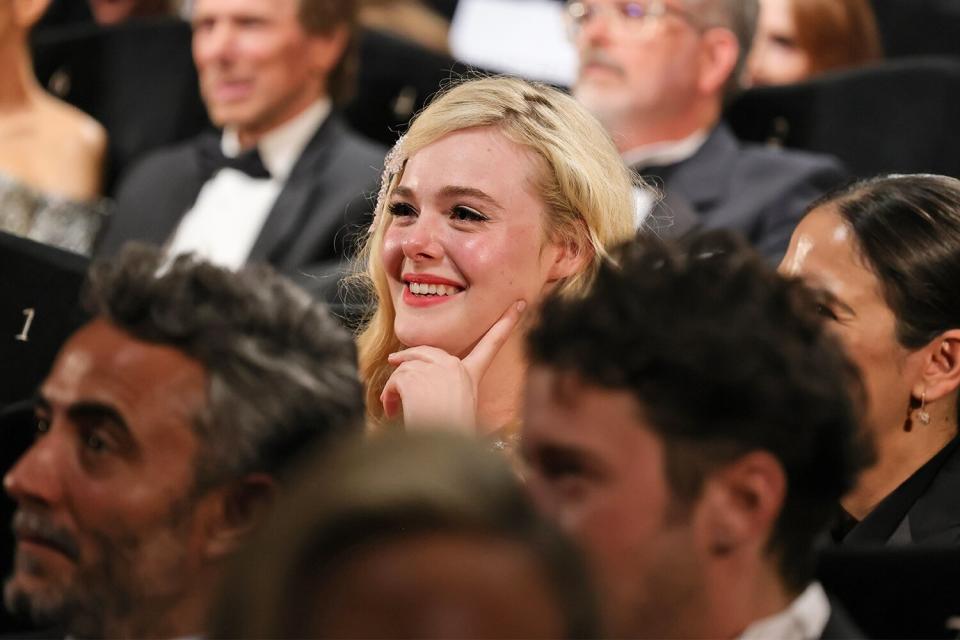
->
<box><xmin>637</xmin><ymin>123</ymin><xmax>847</xmax><ymax>262</ymax></box>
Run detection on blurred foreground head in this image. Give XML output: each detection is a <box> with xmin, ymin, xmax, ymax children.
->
<box><xmin>4</xmin><ymin>244</ymin><xmax>363</xmax><ymax>638</ymax></box>
<box><xmin>523</xmin><ymin>230</ymin><xmax>871</xmax><ymax>638</ymax></box>
<box><xmin>87</xmin><ymin>0</ymin><xmax>178</xmax><ymax>25</ymax></box>
<box><xmin>212</xmin><ymin>432</ymin><xmax>599</xmax><ymax>638</ymax></box>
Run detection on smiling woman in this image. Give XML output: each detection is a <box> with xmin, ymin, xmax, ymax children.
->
<box><xmin>353</xmin><ymin>76</ymin><xmax>637</xmax><ymax>438</ymax></box>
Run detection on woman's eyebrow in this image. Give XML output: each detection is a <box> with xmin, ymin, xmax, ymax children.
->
<box><xmin>439</xmin><ymin>185</ymin><xmax>504</xmax><ymax>210</ymax></box>
<box><xmin>392</xmin><ymin>185</ymin><xmax>416</xmax><ymax>201</ymax></box>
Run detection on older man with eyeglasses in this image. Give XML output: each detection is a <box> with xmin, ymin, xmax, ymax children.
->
<box><xmin>566</xmin><ymin>0</ymin><xmax>846</xmax><ymax>262</ymax></box>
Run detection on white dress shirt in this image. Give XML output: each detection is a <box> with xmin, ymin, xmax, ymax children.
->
<box><xmin>165</xmin><ymin>99</ymin><xmax>331</xmax><ymax>269</ymax></box>
<box><xmin>738</xmin><ymin>581</ymin><xmax>832</xmax><ymax>640</ymax></box>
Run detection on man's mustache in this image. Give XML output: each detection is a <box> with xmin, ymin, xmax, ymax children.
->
<box><xmin>580</xmin><ymin>49</ymin><xmax>628</xmax><ymax>77</ymax></box>
<box><xmin>12</xmin><ymin>509</ymin><xmax>81</xmax><ymax>561</ymax></box>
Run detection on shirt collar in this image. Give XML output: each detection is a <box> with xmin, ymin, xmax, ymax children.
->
<box><xmin>221</xmin><ymin>98</ymin><xmax>331</xmax><ymax>182</ymax></box>
<box><xmin>738</xmin><ymin>582</ymin><xmax>831</xmax><ymax>640</ymax></box>
<box><xmin>622</xmin><ymin>128</ymin><xmax>710</xmax><ymax>170</ymax></box>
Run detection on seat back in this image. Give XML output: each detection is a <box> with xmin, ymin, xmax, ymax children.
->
<box><xmin>31</xmin><ymin>18</ymin><xmax>211</xmax><ymax>195</ymax></box>
<box><xmin>872</xmin><ymin>0</ymin><xmax>960</xmax><ymax>58</ymax></box>
<box><xmin>726</xmin><ymin>57</ymin><xmax>960</xmax><ymax>179</ymax></box>
<box><xmin>818</xmin><ymin>545</ymin><xmax>960</xmax><ymax>639</ymax></box>
<box><xmin>0</xmin><ymin>231</ymin><xmax>89</xmax><ymax>408</ymax></box>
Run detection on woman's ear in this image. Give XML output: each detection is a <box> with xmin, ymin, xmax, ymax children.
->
<box><xmin>916</xmin><ymin>330</ymin><xmax>960</xmax><ymax>403</ymax></box>
<box><xmin>13</xmin><ymin>0</ymin><xmax>51</xmax><ymax>30</ymax></box>
<box><xmin>546</xmin><ymin>238</ymin><xmax>593</xmax><ymax>283</ymax></box>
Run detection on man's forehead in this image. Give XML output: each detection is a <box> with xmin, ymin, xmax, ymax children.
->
<box><xmin>44</xmin><ymin>319</ymin><xmax>207</xmax><ymax>414</ymax></box>
<box><xmin>193</xmin><ymin>0</ymin><xmax>298</xmax><ymax>17</ymax></box>
<box><xmin>525</xmin><ymin>367</ymin><xmax>649</xmax><ymax>442</ymax></box>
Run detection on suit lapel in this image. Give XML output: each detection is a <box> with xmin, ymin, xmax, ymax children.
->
<box><xmin>150</xmin><ymin>137</ymin><xmax>212</xmax><ymax>243</ymax></box>
<box><xmin>246</xmin><ymin>114</ymin><xmax>341</xmax><ymax>263</ymax></box>
<box><xmin>660</xmin><ymin>124</ymin><xmax>739</xmax><ymax>215</ymax></box>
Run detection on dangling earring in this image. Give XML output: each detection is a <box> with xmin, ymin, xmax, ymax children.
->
<box><xmin>917</xmin><ymin>390</ymin><xmax>931</xmax><ymax>426</ymax></box>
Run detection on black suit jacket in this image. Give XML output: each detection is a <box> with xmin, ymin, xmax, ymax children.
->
<box><xmin>820</xmin><ymin>600</ymin><xmax>867</xmax><ymax>639</ymax></box>
<box><xmin>97</xmin><ymin>113</ymin><xmax>385</xmax><ymax>297</ymax></box>
<box><xmin>842</xmin><ymin>437</ymin><xmax>960</xmax><ymax>546</ymax></box>
<box><xmin>639</xmin><ymin>123</ymin><xmax>847</xmax><ymax>262</ymax></box>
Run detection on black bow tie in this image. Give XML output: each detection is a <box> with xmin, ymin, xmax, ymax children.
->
<box><xmin>197</xmin><ymin>136</ymin><xmax>271</xmax><ymax>180</ymax></box>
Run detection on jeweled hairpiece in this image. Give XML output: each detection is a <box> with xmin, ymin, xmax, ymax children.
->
<box><xmin>369</xmin><ymin>135</ymin><xmax>407</xmax><ymax>234</ymax></box>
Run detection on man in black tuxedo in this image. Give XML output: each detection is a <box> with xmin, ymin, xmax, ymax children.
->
<box><xmin>3</xmin><ymin>246</ymin><xmax>363</xmax><ymax>638</ymax></box>
<box><xmin>522</xmin><ymin>231</ymin><xmax>871</xmax><ymax>639</ymax></box>
<box><xmin>567</xmin><ymin>0</ymin><xmax>845</xmax><ymax>261</ymax></box>
<box><xmin>97</xmin><ymin>0</ymin><xmax>385</xmax><ymax>297</ymax></box>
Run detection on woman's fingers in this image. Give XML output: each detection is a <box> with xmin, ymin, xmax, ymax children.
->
<box><xmin>380</xmin><ymin>300</ymin><xmax>526</xmax><ymax>430</ymax></box>
<box><xmin>380</xmin><ymin>379</ymin><xmax>403</xmax><ymax>420</ymax></box>
<box><xmin>387</xmin><ymin>345</ymin><xmax>452</xmax><ymax>365</ymax></box>
<box><xmin>463</xmin><ymin>300</ymin><xmax>526</xmax><ymax>383</ymax></box>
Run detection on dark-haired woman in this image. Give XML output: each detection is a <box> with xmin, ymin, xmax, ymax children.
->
<box><xmin>780</xmin><ymin>174</ymin><xmax>960</xmax><ymax>545</ymax></box>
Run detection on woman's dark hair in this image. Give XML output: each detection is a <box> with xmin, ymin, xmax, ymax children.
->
<box><xmin>809</xmin><ymin>174</ymin><xmax>960</xmax><ymax>349</ymax></box>
<box><xmin>791</xmin><ymin>0</ymin><xmax>883</xmax><ymax>76</ymax></box>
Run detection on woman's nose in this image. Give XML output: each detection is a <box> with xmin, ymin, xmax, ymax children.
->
<box><xmin>400</xmin><ymin>216</ymin><xmax>445</xmax><ymax>262</ymax></box>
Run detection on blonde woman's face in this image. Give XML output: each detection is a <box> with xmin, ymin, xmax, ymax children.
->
<box><xmin>381</xmin><ymin>127</ymin><xmax>566</xmax><ymax>357</ymax></box>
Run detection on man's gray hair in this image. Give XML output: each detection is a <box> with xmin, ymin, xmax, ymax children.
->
<box><xmin>84</xmin><ymin>244</ymin><xmax>364</xmax><ymax>489</ymax></box>
<box><xmin>685</xmin><ymin>0</ymin><xmax>760</xmax><ymax>93</ymax></box>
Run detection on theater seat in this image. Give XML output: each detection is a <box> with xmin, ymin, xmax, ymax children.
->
<box><xmin>817</xmin><ymin>545</ymin><xmax>960</xmax><ymax>639</ymax></box>
<box><xmin>344</xmin><ymin>28</ymin><xmax>476</xmax><ymax>147</ymax></box>
<box><xmin>0</xmin><ymin>232</ymin><xmax>89</xmax><ymax>408</ymax></box>
<box><xmin>0</xmin><ymin>232</ymin><xmax>89</xmax><ymax>634</ymax></box>
<box><xmin>726</xmin><ymin>57</ymin><xmax>960</xmax><ymax>179</ymax></box>
<box><xmin>872</xmin><ymin>0</ymin><xmax>960</xmax><ymax>59</ymax></box>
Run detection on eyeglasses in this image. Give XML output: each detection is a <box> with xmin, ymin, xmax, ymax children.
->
<box><xmin>566</xmin><ymin>1</ymin><xmax>700</xmax><ymax>37</ymax></box>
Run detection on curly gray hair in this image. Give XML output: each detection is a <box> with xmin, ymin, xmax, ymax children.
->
<box><xmin>84</xmin><ymin>244</ymin><xmax>364</xmax><ymax>489</ymax></box>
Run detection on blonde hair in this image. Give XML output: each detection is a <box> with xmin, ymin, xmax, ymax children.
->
<box><xmin>354</xmin><ymin>76</ymin><xmax>637</xmax><ymax>423</ymax></box>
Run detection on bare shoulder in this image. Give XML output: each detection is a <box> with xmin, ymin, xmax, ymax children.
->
<box><xmin>39</xmin><ymin>95</ymin><xmax>107</xmax><ymax>161</ymax></box>
<box><xmin>37</xmin><ymin>95</ymin><xmax>107</xmax><ymax>199</ymax></box>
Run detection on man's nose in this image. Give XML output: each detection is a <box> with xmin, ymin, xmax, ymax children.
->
<box><xmin>578</xmin><ymin>5</ymin><xmax>616</xmax><ymax>46</ymax></box>
<box><xmin>194</xmin><ymin>21</ymin><xmax>236</xmax><ymax>65</ymax></box>
<box><xmin>4</xmin><ymin>431</ymin><xmax>65</xmax><ymax>508</ymax></box>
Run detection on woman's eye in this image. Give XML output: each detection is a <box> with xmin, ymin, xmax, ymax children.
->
<box><xmin>771</xmin><ymin>34</ymin><xmax>799</xmax><ymax>50</ymax></box>
<box><xmin>387</xmin><ymin>201</ymin><xmax>417</xmax><ymax>217</ymax></box>
<box><xmin>451</xmin><ymin>206</ymin><xmax>488</xmax><ymax>222</ymax></box>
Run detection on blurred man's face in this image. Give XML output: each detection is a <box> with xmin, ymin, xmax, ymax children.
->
<box><xmin>192</xmin><ymin>0</ymin><xmax>343</xmax><ymax>145</ymax></box>
<box><xmin>522</xmin><ymin>367</ymin><xmax>708</xmax><ymax>638</ymax></box>
<box><xmin>569</xmin><ymin>0</ymin><xmax>708</xmax><ymax>131</ymax></box>
<box><xmin>3</xmin><ymin>320</ymin><xmax>218</xmax><ymax>638</ymax></box>
<box><xmin>88</xmin><ymin>0</ymin><xmax>171</xmax><ymax>25</ymax></box>
<box><xmin>311</xmin><ymin>532</ymin><xmax>567</xmax><ymax>638</ymax></box>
